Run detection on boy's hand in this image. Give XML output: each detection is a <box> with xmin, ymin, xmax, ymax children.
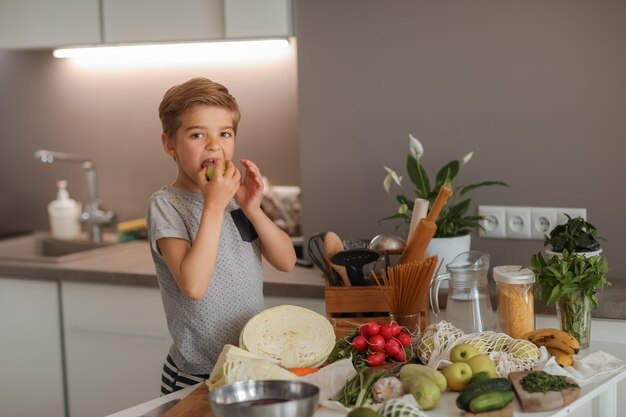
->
<box><xmin>199</xmin><ymin>160</ymin><xmax>240</xmax><ymax>210</ymax></box>
<box><xmin>235</xmin><ymin>159</ymin><xmax>264</xmax><ymax>214</ymax></box>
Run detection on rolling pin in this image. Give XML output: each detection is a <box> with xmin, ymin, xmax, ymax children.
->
<box><xmin>398</xmin><ymin>185</ymin><xmax>453</xmax><ymax>264</ymax></box>
<box><xmin>407</xmin><ymin>198</ymin><xmax>429</xmax><ymax>242</ymax></box>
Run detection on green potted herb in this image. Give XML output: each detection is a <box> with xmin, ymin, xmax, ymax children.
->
<box><xmin>529</xmin><ymin>249</ymin><xmax>610</xmax><ymax>349</ymax></box>
<box><xmin>382</xmin><ymin>133</ymin><xmax>507</xmax><ymax>261</ymax></box>
<box><xmin>544</xmin><ymin>214</ymin><xmax>603</xmax><ymax>257</ymax></box>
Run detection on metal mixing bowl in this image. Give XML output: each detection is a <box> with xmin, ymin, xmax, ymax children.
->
<box><xmin>209</xmin><ymin>380</ymin><xmax>319</xmax><ymax>417</ymax></box>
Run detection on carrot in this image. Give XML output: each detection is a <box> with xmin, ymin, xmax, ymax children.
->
<box><xmin>289</xmin><ymin>367</ymin><xmax>319</xmax><ymax>376</ymax></box>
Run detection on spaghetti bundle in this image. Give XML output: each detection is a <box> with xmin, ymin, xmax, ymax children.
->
<box><xmin>371</xmin><ymin>255</ymin><xmax>442</xmax><ymax>315</ymax></box>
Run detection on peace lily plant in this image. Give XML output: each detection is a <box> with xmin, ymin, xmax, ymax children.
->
<box><xmin>382</xmin><ymin>133</ymin><xmax>507</xmax><ymax>238</ymax></box>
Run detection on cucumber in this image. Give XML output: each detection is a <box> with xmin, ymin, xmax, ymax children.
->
<box><xmin>467</xmin><ymin>372</ymin><xmax>492</xmax><ymax>386</ymax></box>
<box><xmin>469</xmin><ymin>391</ymin><xmax>514</xmax><ymax>413</ymax></box>
<box><xmin>455</xmin><ymin>378</ymin><xmax>512</xmax><ymax>411</ymax></box>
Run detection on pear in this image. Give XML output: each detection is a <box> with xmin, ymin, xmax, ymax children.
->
<box><xmin>399</xmin><ymin>363</ymin><xmax>447</xmax><ymax>392</ymax></box>
<box><xmin>406</xmin><ymin>375</ymin><xmax>441</xmax><ymax>410</ymax></box>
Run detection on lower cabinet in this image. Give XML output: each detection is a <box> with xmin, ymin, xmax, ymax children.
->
<box><xmin>0</xmin><ymin>278</ymin><xmax>65</xmax><ymax>417</ymax></box>
<box><xmin>62</xmin><ymin>282</ymin><xmax>171</xmax><ymax>417</ymax></box>
<box><xmin>264</xmin><ymin>294</ymin><xmax>325</xmax><ymax>314</ymax></box>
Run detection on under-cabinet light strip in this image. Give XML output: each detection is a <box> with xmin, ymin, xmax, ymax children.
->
<box><xmin>52</xmin><ymin>39</ymin><xmax>290</xmax><ymax>66</ymax></box>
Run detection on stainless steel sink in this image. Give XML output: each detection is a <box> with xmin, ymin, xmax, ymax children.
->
<box><xmin>0</xmin><ymin>231</ymin><xmax>125</xmax><ymax>263</ymax></box>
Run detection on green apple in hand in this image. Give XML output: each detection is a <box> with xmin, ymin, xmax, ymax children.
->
<box><xmin>442</xmin><ymin>362</ymin><xmax>473</xmax><ymax>391</ymax></box>
<box><xmin>466</xmin><ymin>354</ymin><xmax>497</xmax><ymax>378</ymax></box>
<box><xmin>205</xmin><ymin>163</ymin><xmax>226</xmax><ymax>181</ymax></box>
<box><xmin>449</xmin><ymin>343</ymin><xmax>480</xmax><ymax>362</ymax></box>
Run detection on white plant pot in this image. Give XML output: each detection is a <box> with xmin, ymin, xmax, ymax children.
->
<box><xmin>427</xmin><ymin>234</ymin><xmax>472</xmax><ymax>267</ymax></box>
<box><xmin>545</xmin><ymin>247</ymin><xmax>603</xmax><ymax>259</ymax></box>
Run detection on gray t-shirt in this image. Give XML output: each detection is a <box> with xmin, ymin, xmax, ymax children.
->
<box><xmin>146</xmin><ymin>185</ymin><xmax>264</xmax><ymax>374</ymax></box>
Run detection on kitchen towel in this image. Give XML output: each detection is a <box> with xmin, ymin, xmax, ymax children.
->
<box><xmin>538</xmin><ymin>346</ymin><xmax>626</xmax><ymax>385</ymax></box>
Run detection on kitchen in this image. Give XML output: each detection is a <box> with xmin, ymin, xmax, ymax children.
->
<box><xmin>1</xmin><ymin>1</ymin><xmax>625</xmax><ymax>417</ymax></box>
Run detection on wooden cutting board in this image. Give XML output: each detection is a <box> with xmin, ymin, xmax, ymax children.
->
<box><xmin>509</xmin><ymin>371</ymin><xmax>580</xmax><ymax>412</ymax></box>
<box><xmin>163</xmin><ymin>383</ymin><xmax>213</xmax><ymax>417</ymax></box>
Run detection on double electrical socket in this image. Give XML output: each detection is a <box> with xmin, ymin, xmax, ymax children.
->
<box><xmin>478</xmin><ymin>206</ymin><xmax>587</xmax><ymax>240</ymax></box>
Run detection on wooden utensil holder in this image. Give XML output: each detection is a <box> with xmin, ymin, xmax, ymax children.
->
<box><xmin>324</xmin><ymin>282</ymin><xmax>429</xmax><ymax>339</ymax></box>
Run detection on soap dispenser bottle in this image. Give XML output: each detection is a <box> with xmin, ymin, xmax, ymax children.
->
<box><xmin>48</xmin><ymin>180</ymin><xmax>81</xmax><ymax>240</ymax></box>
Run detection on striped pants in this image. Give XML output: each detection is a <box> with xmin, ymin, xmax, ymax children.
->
<box><xmin>161</xmin><ymin>354</ymin><xmax>210</xmax><ymax>395</ymax></box>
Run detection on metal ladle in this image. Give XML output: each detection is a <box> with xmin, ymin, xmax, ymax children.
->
<box><xmin>368</xmin><ymin>234</ymin><xmax>407</xmax><ymax>269</ymax></box>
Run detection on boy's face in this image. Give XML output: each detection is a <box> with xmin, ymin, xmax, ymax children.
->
<box><xmin>163</xmin><ymin>105</ymin><xmax>236</xmax><ymax>192</ymax></box>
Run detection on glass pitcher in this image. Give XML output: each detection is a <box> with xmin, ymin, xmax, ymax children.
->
<box><xmin>430</xmin><ymin>251</ymin><xmax>497</xmax><ymax>333</ymax></box>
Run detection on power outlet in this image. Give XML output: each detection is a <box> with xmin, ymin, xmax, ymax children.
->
<box><xmin>478</xmin><ymin>205</ymin><xmax>587</xmax><ymax>240</ymax></box>
<box><xmin>531</xmin><ymin>209</ymin><xmax>557</xmax><ymax>240</ymax></box>
<box><xmin>505</xmin><ymin>207</ymin><xmax>531</xmax><ymax>239</ymax></box>
<box><xmin>478</xmin><ymin>206</ymin><xmax>506</xmax><ymax>238</ymax></box>
<box><xmin>556</xmin><ymin>208</ymin><xmax>587</xmax><ymax>225</ymax></box>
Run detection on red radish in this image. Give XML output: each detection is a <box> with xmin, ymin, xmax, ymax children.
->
<box><xmin>378</xmin><ymin>324</ymin><xmax>395</xmax><ymax>340</ymax></box>
<box><xmin>368</xmin><ymin>335</ymin><xmax>386</xmax><ymax>352</ymax></box>
<box><xmin>351</xmin><ymin>335</ymin><xmax>368</xmax><ymax>351</ymax></box>
<box><xmin>395</xmin><ymin>332</ymin><xmax>412</xmax><ymax>347</ymax></box>
<box><xmin>384</xmin><ymin>339</ymin><xmax>402</xmax><ymax>357</ymax></box>
<box><xmin>392</xmin><ymin>347</ymin><xmax>407</xmax><ymax>362</ymax></box>
<box><xmin>388</xmin><ymin>323</ymin><xmax>402</xmax><ymax>336</ymax></box>
<box><xmin>360</xmin><ymin>322</ymin><xmax>381</xmax><ymax>337</ymax></box>
<box><xmin>366</xmin><ymin>351</ymin><xmax>386</xmax><ymax>367</ymax></box>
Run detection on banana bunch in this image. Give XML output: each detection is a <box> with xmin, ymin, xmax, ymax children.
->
<box><xmin>522</xmin><ymin>328</ymin><xmax>580</xmax><ymax>367</ymax></box>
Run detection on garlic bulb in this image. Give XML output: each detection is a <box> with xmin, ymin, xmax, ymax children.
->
<box><xmin>372</xmin><ymin>376</ymin><xmax>404</xmax><ymax>403</ymax></box>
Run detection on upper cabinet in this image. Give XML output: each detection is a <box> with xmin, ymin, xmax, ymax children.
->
<box><xmin>102</xmin><ymin>0</ymin><xmax>224</xmax><ymax>44</ymax></box>
<box><xmin>0</xmin><ymin>0</ymin><xmax>100</xmax><ymax>49</ymax></box>
<box><xmin>0</xmin><ymin>0</ymin><xmax>291</xmax><ymax>50</ymax></box>
<box><xmin>224</xmin><ymin>0</ymin><xmax>292</xmax><ymax>38</ymax></box>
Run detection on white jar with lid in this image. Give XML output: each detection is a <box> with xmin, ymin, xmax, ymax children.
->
<box><xmin>493</xmin><ymin>265</ymin><xmax>535</xmax><ymax>339</ymax></box>
<box><xmin>48</xmin><ymin>180</ymin><xmax>81</xmax><ymax>240</ymax></box>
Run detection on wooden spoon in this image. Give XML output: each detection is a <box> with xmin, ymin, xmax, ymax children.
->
<box><xmin>323</xmin><ymin>232</ymin><xmax>351</xmax><ymax>286</ymax></box>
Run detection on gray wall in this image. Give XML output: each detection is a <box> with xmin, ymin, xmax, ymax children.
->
<box><xmin>1</xmin><ymin>1</ymin><xmax>624</xmax><ymax>280</ymax></box>
<box><xmin>295</xmin><ymin>0</ymin><xmax>626</xmax><ymax>280</ymax></box>
<box><xmin>0</xmin><ymin>44</ymin><xmax>299</xmax><ymax>230</ymax></box>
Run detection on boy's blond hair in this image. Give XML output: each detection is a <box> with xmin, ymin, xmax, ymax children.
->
<box><xmin>159</xmin><ymin>77</ymin><xmax>241</xmax><ymax>139</ymax></box>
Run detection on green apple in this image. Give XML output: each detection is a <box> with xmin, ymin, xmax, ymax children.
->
<box><xmin>449</xmin><ymin>343</ymin><xmax>480</xmax><ymax>362</ymax></box>
<box><xmin>205</xmin><ymin>164</ymin><xmax>226</xmax><ymax>181</ymax></box>
<box><xmin>442</xmin><ymin>362</ymin><xmax>473</xmax><ymax>391</ymax></box>
<box><xmin>466</xmin><ymin>354</ymin><xmax>497</xmax><ymax>378</ymax></box>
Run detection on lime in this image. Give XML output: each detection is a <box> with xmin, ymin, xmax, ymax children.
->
<box><xmin>347</xmin><ymin>406</ymin><xmax>378</xmax><ymax>417</ymax></box>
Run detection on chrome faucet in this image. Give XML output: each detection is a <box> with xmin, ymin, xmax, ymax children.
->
<box><xmin>34</xmin><ymin>149</ymin><xmax>115</xmax><ymax>242</ymax></box>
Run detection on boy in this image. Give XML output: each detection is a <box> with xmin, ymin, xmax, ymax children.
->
<box><xmin>147</xmin><ymin>77</ymin><xmax>296</xmax><ymax>394</ymax></box>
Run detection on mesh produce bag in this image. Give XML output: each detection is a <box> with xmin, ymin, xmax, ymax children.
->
<box><xmin>417</xmin><ymin>321</ymin><xmax>539</xmax><ymax>376</ymax></box>
<box><xmin>377</xmin><ymin>395</ymin><xmax>429</xmax><ymax>417</ymax></box>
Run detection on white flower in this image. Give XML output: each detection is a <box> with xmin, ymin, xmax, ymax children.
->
<box><xmin>398</xmin><ymin>203</ymin><xmax>408</xmax><ymax>215</ymax></box>
<box><xmin>383</xmin><ymin>166</ymin><xmax>402</xmax><ymax>193</ymax></box>
<box><xmin>461</xmin><ymin>151</ymin><xmax>474</xmax><ymax>167</ymax></box>
<box><xmin>408</xmin><ymin>133</ymin><xmax>424</xmax><ymax>160</ymax></box>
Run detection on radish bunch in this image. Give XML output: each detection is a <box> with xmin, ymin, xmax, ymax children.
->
<box><xmin>350</xmin><ymin>321</ymin><xmax>414</xmax><ymax>366</ymax></box>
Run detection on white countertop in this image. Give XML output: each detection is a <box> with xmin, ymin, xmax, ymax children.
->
<box><xmin>106</xmin><ymin>340</ymin><xmax>626</xmax><ymax>417</ymax></box>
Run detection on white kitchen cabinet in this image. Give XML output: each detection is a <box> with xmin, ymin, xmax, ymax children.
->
<box><xmin>265</xmin><ymin>294</ymin><xmax>325</xmax><ymax>314</ymax></box>
<box><xmin>0</xmin><ymin>0</ymin><xmax>291</xmax><ymax>50</ymax></box>
<box><xmin>102</xmin><ymin>0</ymin><xmax>223</xmax><ymax>44</ymax></box>
<box><xmin>0</xmin><ymin>278</ymin><xmax>65</xmax><ymax>417</ymax></box>
<box><xmin>0</xmin><ymin>0</ymin><xmax>100</xmax><ymax>49</ymax></box>
<box><xmin>224</xmin><ymin>0</ymin><xmax>292</xmax><ymax>38</ymax></box>
<box><xmin>62</xmin><ymin>282</ymin><xmax>171</xmax><ymax>417</ymax></box>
